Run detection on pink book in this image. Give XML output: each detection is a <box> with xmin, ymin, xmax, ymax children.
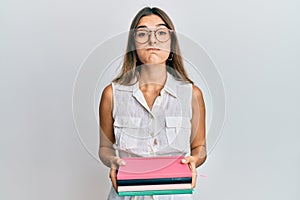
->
<box><xmin>117</xmin><ymin>156</ymin><xmax>192</xmax><ymax>180</ymax></box>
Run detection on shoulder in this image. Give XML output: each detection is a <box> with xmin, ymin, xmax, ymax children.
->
<box><xmin>192</xmin><ymin>85</ymin><xmax>205</xmax><ymax>107</ymax></box>
<box><xmin>192</xmin><ymin>85</ymin><xmax>203</xmax><ymax>99</ymax></box>
<box><xmin>100</xmin><ymin>84</ymin><xmax>113</xmax><ymax>103</ymax></box>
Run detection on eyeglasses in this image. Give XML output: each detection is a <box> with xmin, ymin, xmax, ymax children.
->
<box><xmin>133</xmin><ymin>27</ymin><xmax>173</xmax><ymax>44</ymax></box>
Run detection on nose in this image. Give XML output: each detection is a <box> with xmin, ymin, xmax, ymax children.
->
<box><xmin>148</xmin><ymin>31</ymin><xmax>157</xmax><ymax>44</ymax></box>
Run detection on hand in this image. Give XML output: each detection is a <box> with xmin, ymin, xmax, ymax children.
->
<box><xmin>181</xmin><ymin>156</ymin><xmax>198</xmax><ymax>188</ymax></box>
<box><xmin>109</xmin><ymin>157</ymin><xmax>126</xmax><ymax>192</ymax></box>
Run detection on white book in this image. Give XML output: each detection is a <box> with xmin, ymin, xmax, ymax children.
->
<box><xmin>118</xmin><ymin>183</ymin><xmax>192</xmax><ymax>192</ymax></box>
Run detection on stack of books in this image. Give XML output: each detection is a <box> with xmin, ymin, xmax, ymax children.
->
<box><xmin>117</xmin><ymin>156</ymin><xmax>193</xmax><ymax>196</ymax></box>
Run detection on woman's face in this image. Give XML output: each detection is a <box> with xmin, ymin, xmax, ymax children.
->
<box><xmin>135</xmin><ymin>15</ymin><xmax>171</xmax><ymax>66</ymax></box>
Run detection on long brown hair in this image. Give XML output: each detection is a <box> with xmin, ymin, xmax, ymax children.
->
<box><xmin>113</xmin><ymin>7</ymin><xmax>193</xmax><ymax>85</ymax></box>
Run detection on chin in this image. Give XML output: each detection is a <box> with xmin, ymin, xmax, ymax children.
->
<box><xmin>141</xmin><ymin>60</ymin><xmax>166</xmax><ymax>66</ymax></box>
<box><xmin>142</xmin><ymin>57</ymin><xmax>168</xmax><ymax>65</ymax></box>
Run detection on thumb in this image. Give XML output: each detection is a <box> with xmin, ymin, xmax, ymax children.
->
<box><xmin>111</xmin><ymin>157</ymin><xmax>126</xmax><ymax>169</ymax></box>
<box><xmin>117</xmin><ymin>158</ymin><xmax>126</xmax><ymax>166</ymax></box>
<box><xmin>181</xmin><ymin>156</ymin><xmax>194</xmax><ymax>164</ymax></box>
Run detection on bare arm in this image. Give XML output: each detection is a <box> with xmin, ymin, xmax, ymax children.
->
<box><xmin>99</xmin><ymin>84</ymin><xmax>116</xmax><ymax>167</ymax></box>
<box><xmin>98</xmin><ymin>84</ymin><xmax>125</xmax><ymax>191</ymax></box>
<box><xmin>190</xmin><ymin>84</ymin><xmax>207</xmax><ymax>167</ymax></box>
<box><xmin>181</xmin><ymin>85</ymin><xmax>207</xmax><ymax>188</ymax></box>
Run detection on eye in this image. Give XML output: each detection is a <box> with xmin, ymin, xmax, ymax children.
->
<box><xmin>157</xmin><ymin>30</ymin><xmax>167</xmax><ymax>35</ymax></box>
<box><xmin>136</xmin><ymin>31</ymin><xmax>147</xmax><ymax>38</ymax></box>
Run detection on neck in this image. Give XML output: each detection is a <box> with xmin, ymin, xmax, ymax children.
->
<box><xmin>138</xmin><ymin>63</ymin><xmax>167</xmax><ymax>87</ymax></box>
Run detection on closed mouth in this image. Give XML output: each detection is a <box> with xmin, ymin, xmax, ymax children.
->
<box><xmin>147</xmin><ymin>48</ymin><xmax>160</xmax><ymax>51</ymax></box>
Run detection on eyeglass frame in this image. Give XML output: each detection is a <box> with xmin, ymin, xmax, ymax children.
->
<box><xmin>133</xmin><ymin>27</ymin><xmax>174</xmax><ymax>44</ymax></box>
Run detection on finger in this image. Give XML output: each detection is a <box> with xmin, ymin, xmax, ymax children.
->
<box><xmin>181</xmin><ymin>157</ymin><xmax>197</xmax><ymax>188</ymax></box>
<box><xmin>110</xmin><ymin>168</ymin><xmax>118</xmax><ymax>192</ymax></box>
<box><xmin>181</xmin><ymin>156</ymin><xmax>194</xmax><ymax>164</ymax></box>
<box><xmin>191</xmin><ymin>166</ymin><xmax>197</xmax><ymax>188</ymax></box>
<box><xmin>110</xmin><ymin>157</ymin><xmax>125</xmax><ymax>169</ymax></box>
<box><xmin>115</xmin><ymin>157</ymin><xmax>126</xmax><ymax>166</ymax></box>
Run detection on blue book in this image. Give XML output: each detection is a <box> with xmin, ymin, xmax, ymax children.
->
<box><xmin>117</xmin><ymin>177</ymin><xmax>192</xmax><ymax>186</ymax></box>
<box><xmin>118</xmin><ymin>189</ymin><xmax>193</xmax><ymax>196</ymax></box>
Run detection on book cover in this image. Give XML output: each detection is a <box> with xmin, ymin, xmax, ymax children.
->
<box><xmin>117</xmin><ymin>156</ymin><xmax>192</xmax><ymax>180</ymax></box>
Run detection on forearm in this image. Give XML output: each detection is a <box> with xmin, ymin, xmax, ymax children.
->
<box><xmin>190</xmin><ymin>145</ymin><xmax>207</xmax><ymax>168</ymax></box>
<box><xmin>99</xmin><ymin>146</ymin><xmax>116</xmax><ymax>168</ymax></box>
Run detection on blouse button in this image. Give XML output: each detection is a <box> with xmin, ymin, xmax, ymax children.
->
<box><xmin>150</xmin><ymin>150</ymin><xmax>154</xmax><ymax>155</ymax></box>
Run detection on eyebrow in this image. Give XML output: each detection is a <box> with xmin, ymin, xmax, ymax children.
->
<box><xmin>136</xmin><ymin>23</ymin><xmax>167</xmax><ymax>29</ymax></box>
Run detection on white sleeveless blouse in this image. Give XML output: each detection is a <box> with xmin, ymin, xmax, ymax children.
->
<box><xmin>107</xmin><ymin>72</ymin><xmax>194</xmax><ymax>200</ymax></box>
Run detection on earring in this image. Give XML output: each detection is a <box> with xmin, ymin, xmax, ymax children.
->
<box><xmin>168</xmin><ymin>53</ymin><xmax>173</xmax><ymax>61</ymax></box>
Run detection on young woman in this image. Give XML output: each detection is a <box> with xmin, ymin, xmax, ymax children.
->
<box><xmin>99</xmin><ymin>7</ymin><xmax>207</xmax><ymax>200</ymax></box>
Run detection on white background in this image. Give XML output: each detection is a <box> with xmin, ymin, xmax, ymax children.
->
<box><xmin>1</xmin><ymin>0</ymin><xmax>300</xmax><ymax>199</ymax></box>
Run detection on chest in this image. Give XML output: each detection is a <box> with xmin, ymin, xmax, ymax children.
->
<box><xmin>112</xmin><ymin>84</ymin><xmax>193</xmax><ymax>156</ymax></box>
